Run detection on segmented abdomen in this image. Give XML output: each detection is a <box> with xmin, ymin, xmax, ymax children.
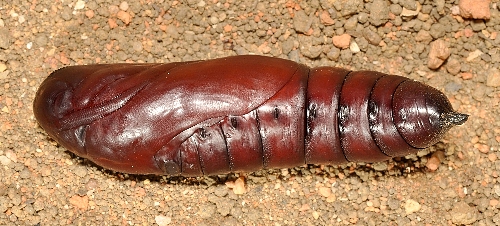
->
<box><xmin>163</xmin><ymin>67</ymin><xmax>420</xmax><ymax>176</ymax></box>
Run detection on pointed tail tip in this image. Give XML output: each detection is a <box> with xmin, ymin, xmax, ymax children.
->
<box><xmin>442</xmin><ymin>112</ymin><xmax>469</xmax><ymax>126</ymax></box>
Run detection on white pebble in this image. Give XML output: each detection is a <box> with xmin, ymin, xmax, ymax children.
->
<box><xmin>0</xmin><ymin>156</ymin><xmax>11</xmax><ymax>166</ymax></box>
<box><xmin>467</xmin><ymin>49</ymin><xmax>483</xmax><ymax>61</ymax></box>
<box><xmin>155</xmin><ymin>215</ymin><xmax>171</xmax><ymax>226</ymax></box>
<box><xmin>350</xmin><ymin>41</ymin><xmax>360</xmax><ymax>53</ymax></box>
<box><xmin>18</xmin><ymin>15</ymin><xmax>25</xmax><ymax>24</ymax></box>
<box><xmin>312</xmin><ymin>211</ymin><xmax>320</xmax><ymax>219</ymax></box>
<box><xmin>450</xmin><ymin>5</ymin><xmax>460</xmax><ymax>15</ymax></box>
<box><xmin>119</xmin><ymin>2</ymin><xmax>129</xmax><ymax>11</ymax></box>
<box><xmin>74</xmin><ymin>0</ymin><xmax>85</xmax><ymax>10</ymax></box>
<box><xmin>404</xmin><ymin>199</ymin><xmax>421</xmax><ymax>214</ymax></box>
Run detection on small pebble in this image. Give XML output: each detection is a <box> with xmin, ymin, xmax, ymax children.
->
<box><xmin>327</xmin><ymin>47</ymin><xmax>341</xmax><ymax>60</ymax></box>
<box><xmin>459</xmin><ymin>0</ymin><xmax>491</xmax><ymax>19</ymax></box>
<box><xmin>429</xmin><ymin>23</ymin><xmax>446</xmax><ymax>39</ymax></box>
<box><xmin>74</xmin><ymin>0</ymin><xmax>85</xmax><ymax>10</ymax></box>
<box><xmin>117</xmin><ymin>11</ymin><xmax>131</xmax><ymax>25</ymax></box>
<box><xmin>426</xmin><ymin>155</ymin><xmax>440</xmax><ymax>171</ymax></box>
<box><xmin>85</xmin><ymin>10</ymin><xmax>95</xmax><ymax>19</ymax></box>
<box><xmin>226</xmin><ymin>177</ymin><xmax>246</xmax><ymax>195</ymax></box>
<box><xmin>495</xmin><ymin>185</ymin><xmax>500</xmax><ymax>197</ymax></box>
<box><xmin>332</xmin><ymin>34</ymin><xmax>351</xmax><ymax>49</ymax></box>
<box><xmin>320</xmin><ymin>11</ymin><xmax>335</xmax><ymax>25</ymax></box>
<box><xmin>349</xmin><ymin>41</ymin><xmax>360</xmax><ymax>53</ymax></box>
<box><xmin>427</xmin><ymin>39</ymin><xmax>450</xmax><ymax>69</ymax></box>
<box><xmin>404</xmin><ymin>199</ymin><xmax>421</xmax><ymax>214</ymax></box>
<box><xmin>475</xmin><ymin>144</ymin><xmax>489</xmax><ymax>153</ymax></box>
<box><xmin>293</xmin><ymin>10</ymin><xmax>312</xmax><ymax>34</ymax></box>
<box><xmin>390</xmin><ymin>4</ymin><xmax>403</xmax><ymax>16</ymax></box>
<box><xmin>460</xmin><ymin>72</ymin><xmax>473</xmax><ymax>80</ymax></box>
<box><xmin>318</xmin><ymin>187</ymin><xmax>332</xmax><ymax>197</ymax></box>
<box><xmin>451</xmin><ymin>201</ymin><xmax>478</xmax><ymax>225</ymax></box>
<box><xmin>445</xmin><ymin>57</ymin><xmax>461</xmax><ymax>75</ymax></box>
<box><xmin>363</xmin><ymin>29</ymin><xmax>382</xmax><ymax>45</ymax></box>
<box><xmin>119</xmin><ymin>2</ymin><xmax>129</xmax><ymax>11</ymax></box>
<box><xmin>155</xmin><ymin>215</ymin><xmax>172</xmax><ymax>226</ymax></box>
<box><xmin>486</xmin><ymin>68</ymin><xmax>500</xmax><ymax>87</ymax></box>
<box><xmin>467</xmin><ymin>49</ymin><xmax>483</xmax><ymax>61</ymax></box>
<box><xmin>369</xmin><ymin>0</ymin><xmax>389</xmax><ymax>26</ymax></box>
<box><xmin>344</xmin><ymin>16</ymin><xmax>358</xmax><ymax>30</ymax></box>
<box><xmin>401</xmin><ymin>2</ymin><xmax>421</xmax><ymax>17</ymax></box>
<box><xmin>326</xmin><ymin>194</ymin><xmax>336</xmax><ymax>203</ymax></box>
<box><xmin>312</xmin><ymin>211</ymin><xmax>320</xmax><ymax>219</ymax></box>
<box><xmin>0</xmin><ymin>156</ymin><xmax>11</xmax><ymax>166</ymax></box>
<box><xmin>488</xmin><ymin>153</ymin><xmax>497</xmax><ymax>162</ymax></box>
<box><xmin>40</xmin><ymin>166</ymin><xmax>51</xmax><ymax>177</ymax></box>
<box><xmin>69</xmin><ymin>195</ymin><xmax>89</xmax><ymax>210</ymax></box>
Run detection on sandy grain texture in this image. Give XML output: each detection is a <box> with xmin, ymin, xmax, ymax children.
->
<box><xmin>0</xmin><ymin>0</ymin><xmax>499</xmax><ymax>225</ymax></box>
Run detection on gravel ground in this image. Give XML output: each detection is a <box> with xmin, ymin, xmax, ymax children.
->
<box><xmin>1</xmin><ymin>0</ymin><xmax>499</xmax><ymax>225</ymax></box>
